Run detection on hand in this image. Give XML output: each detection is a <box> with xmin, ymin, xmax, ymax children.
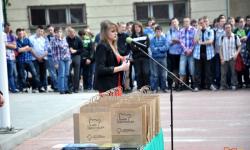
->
<box><xmin>233</xmin><ymin>54</ymin><xmax>238</xmax><ymax>61</ymax></box>
<box><xmin>120</xmin><ymin>60</ymin><xmax>130</xmax><ymax>71</ymax></box>
<box><xmin>70</xmin><ymin>61</ymin><xmax>72</xmax><ymax>65</ymax></box>
<box><xmin>186</xmin><ymin>50</ymin><xmax>192</xmax><ymax>57</ymax></box>
<box><xmin>163</xmin><ymin>45</ymin><xmax>165</xmax><ymax>47</ymax></box>
<box><xmin>221</xmin><ymin>60</ymin><xmax>225</xmax><ymax>65</ymax></box>
<box><xmin>198</xmin><ymin>25</ymin><xmax>202</xmax><ymax>30</ymax></box>
<box><xmin>134</xmin><ymin>45</ymin><xmax>136</xmax><ymax>47</ymax></box>
<box><xmin>154</xmin><ymin>47</ymin><xmax>157</xmax><ymax>50</ymax></box>
<box><xmin>0</xmin><ymin>94</ymin><xmax>5</xmax><ymax>107</ymax></box>
<box><xmin>129</xmin><ymin>58</ymin><xmax>134</xmax><ymax>62</ymax></box>
<box><xmin>37</xmin><ymin>57</ymin><xmax>43</xmax><ymax>62</ymax></box>
<box><xmin>71</xmin><ymin>49</ymin><xmax>76</xmax><ymax>54</ymax></box>
<box><xmin>55</xmin><ymin>64</ymin><xmax>59</xmax><ymax>69</ymax></box>
<box><xmin>198</xmin><ymin>40</ymin><xmax>201</xmax><ymax>44</ymax></box>
<box><xmin>144</xmin><ymin>41</ymin><xmax>147</xmax><ymax>44</ymax></box>
<box><xmin>240</xmin><ymin>37</ymin><xmax>247</xmax><ymax>42</ymax></box>
<box><xmin>86</xmin><ymin>59</ymin><xmax>91</xmax><ymax>65</ymax></box>
<box><xmin>122</xmin><ymin>55</ymin><xmax>128</xmax><ymax>62</ymax></box>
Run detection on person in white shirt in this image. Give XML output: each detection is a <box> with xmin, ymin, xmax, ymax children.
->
<box><xmin>219</xmin><ymin>22</ymin><xmax>242</xmax><ymax>91</ymax></box>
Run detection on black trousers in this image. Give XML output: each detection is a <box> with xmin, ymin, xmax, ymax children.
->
<box><xmin>80</xmin><ymin>59</ymin><xmax>89</xmax><ymax>90</ymax></box>
<box><xmin>133</xmin><ymin>57</ymin><xmax>150</xmax><ymax>89</ymax></box>
<box><xmin>194</xmin><ymin>53</ymin><xmax>212</xmax><ymax>88</ymax></box>
<box><xmin>237</xmin><ymin>66</ymin><xmax>250</xmax><ymax>86</ymax></box>
<box><xmin>32</xmin><ymin>59</ymin><xmax>47</xmax><ymax>89</ymax></box>
<box><xmin>70</xmin><ymin>55</ymin><xmax>81</xmax><ymax>90</ymax></box>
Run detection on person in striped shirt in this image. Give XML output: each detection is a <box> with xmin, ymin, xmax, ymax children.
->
<box><xmin>177</xmin><ymin>17</ymin><xmax>196</xmax><ymax>92</ymax></box>
<box><xmin>219</xmin><ymin>22</ymin><xmax>242</xmax><ymax>91</ymax></box>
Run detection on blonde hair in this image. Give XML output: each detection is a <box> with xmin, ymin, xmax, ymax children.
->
<box><xmin>100</xmin><ymin>20</ymin><xmax>119</xmax><ymax>55</ymax></box>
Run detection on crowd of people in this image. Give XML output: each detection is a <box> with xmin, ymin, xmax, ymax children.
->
<box><xmin>3</xmin><ymin>14</ymin><xmax>250</xmax><ymax>95</ymax></box>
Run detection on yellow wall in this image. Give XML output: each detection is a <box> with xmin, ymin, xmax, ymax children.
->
<box><xmin>6</xmin><ymin>0</ymin><xmax>229</xmax><ymax>37</ymax></box>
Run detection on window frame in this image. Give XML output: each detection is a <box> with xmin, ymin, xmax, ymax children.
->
<box><xmin>27</xmin><ymin>4</ymin><xmax>87</xmax><ymax>29</ymax></box>
<box><xmin>134</xmin><ymin>0</ymin><xmax>188</xmax><ymax>24</ymax></box>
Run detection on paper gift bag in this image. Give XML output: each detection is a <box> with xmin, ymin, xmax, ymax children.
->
<box><xmin>110</xmin><ymin>106</ymin><xmax>145</xmax><ymax>146</ymax></box>
<box><xmin>73</xmin><ymin>112</ymin><xmax>112</xmax><ymax>144</ymax></box>
<box><xmin>148</xmin><ymin>95</ymin><xmax>161</xmax><ymax>134</ymax></box>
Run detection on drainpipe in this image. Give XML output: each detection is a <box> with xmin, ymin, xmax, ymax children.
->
<box><xmin>2</xmin><ymin>0</ymin><xmax>7</xmax><ymax>23</ymax></box>
<box><xmin>226</xmin><ymin>0</ymin><xmax>230</xmax><ymax>17</ymax></box>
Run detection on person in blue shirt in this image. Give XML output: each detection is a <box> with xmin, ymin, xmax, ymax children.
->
<box><xmin>29</xmin><ymin>25</ymin><xmax>47</xmax><ymax>93</ymax></box>
<box><xmin>150</xmin><ymin>26</ymin><xmax>169</xmax><ymax>93</ymax></box>
<box><xmin>15</xmin><ymin>28</ymin><xmax>45</xmax><ymax>93</ymax></box>
<box><xmin>144</xmin><ymin>17</ymin><xmax>155</xmax><ymax>36</ymax></box>
<box><xmin>45</xmin><ymin>24</ymin><xmax>58</xmax><ymax>92</ymax></box>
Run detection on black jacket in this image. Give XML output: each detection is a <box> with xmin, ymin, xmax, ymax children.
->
<box><xmin>66</xmin><ymin>36</ymin><xmax>84</xmax><ymax>56</ymax></box>
<box><xmin>94</xmin><ymin>41</ymin><xmax>123</xmax><ymax>92</ymax></box>
<box><xmin>117</xmin><ymin>33</ymin><xmax>130</xmax><ymax>56</ymax></box>
<box><xmin>130</xmin><ymin>33</ymin><xmax>150</xmax><ymax>59</ymax></box>
<box><xmin>81</xmin><ymin>39</ymin><xmax>94</xmax><ymax>61</ymax></box>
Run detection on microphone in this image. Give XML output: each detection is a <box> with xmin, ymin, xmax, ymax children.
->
<box><xmin>126</xmin><ymin>37</ymin><xmax>147</xmax><ymax>48</ymax></box>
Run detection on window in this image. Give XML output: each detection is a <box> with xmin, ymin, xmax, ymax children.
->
<box><xmin>135</xmin><ymin>1</ymin><xmax>187</xmax><ymax>23</ymax></box>
<box><xmin>28</xmin><ymin>4</ymin><xmax>86</xmax><ymax>27</ymax></box>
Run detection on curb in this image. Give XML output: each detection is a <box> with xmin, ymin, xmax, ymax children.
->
<box><xmin>0</xmin><ymin>101</ymin><xmax>85</xmax><ymax>150</ymax></box>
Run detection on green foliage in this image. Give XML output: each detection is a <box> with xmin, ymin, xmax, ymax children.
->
<box><xmin>5</xmin><ymin>0</ymin><xmax>11</xmax><ymax>7</ymax></box>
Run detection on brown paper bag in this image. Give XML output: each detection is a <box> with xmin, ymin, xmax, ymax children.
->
<box><xmin>110</xmin><ymin>106</ymin><xmax>145</xmax><ymax>146</ymax></box>
<box><xmin>148</xmin><ymin>95</ymin><xmax>161</xmax><ymax>134</ymax></box>
<box><xmin>73</xmin><ymin>112</ymin><xmax>112</xmax><ymax>143</ymax></box>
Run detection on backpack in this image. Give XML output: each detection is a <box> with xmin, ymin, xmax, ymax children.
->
<box><xmin>221</xmin><ymin>34</ymin><xmax>238</xmax><ymax>50</ymax></box>
<box><xmin>47</xmin><ymin>35</ymin><xmax>51</xmax><ymax>42</ymax></box>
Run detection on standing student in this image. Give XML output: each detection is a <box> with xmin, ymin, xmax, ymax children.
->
<box><xmin>245</xmin><ymin>15</ymin><xmax>250</xmax><ymax>28</ymax></box>
<box><xmin>78</xmin><ymin>30</ymin><xmax>94</xmax><ymax>92</ymax></box>
<box><xmin>193</xmin><ymin>17</ymin><xmax>217</xmax><ymax>91</ymax></box>
<box><xmin>131</xmin><ymin>21</ymin><xmax>150</xmax><ymax>89</ymax></box>
<box><xmin>191</xmin><ymin>19</ymin><xmax>198</xmax><ymax>29</ymax></box>
<box><xmin>4</xmin><ymin>22</ymin><xmax>20</xmax><ymax>93</ymax></box>
<box><xmin>117</xmin><ymin>22</ymin><xmax>131</xmax><ymax>93</ymax></box>
<box><xmin>52</xmin><ymin>27</ymin><xmax>72</xmax><ymax>94</ymax></box>
<box><xmin>150</xmin><ymin>26</ymin><xmax>169</xmax><ymax>93</ymax></box>
<box><xmin>45</xmin><ymin>24</ymin><xmax>58</xmax><ymax>92</ymax></box>
<box><xmin>144</xmin><ymin>17</ymin><xmax>155</xmax><ymax>36</ymax></box>
<box><xmin>66</xmin><ymin>29</ymin><xmax>84</xmax><ymax>93</ymax></box>
<box><xmin>233</xmin><ymin>17</ymin><xmax>250</xmax><ymax>88</ymax></box>
<box><xmin>29</xmin><ymin>25</ymin><xmax>47</xmax><ymax>93</ymax></box>
<box><xmin>219</xmin><ymin>22</ymin><xmax>241</xmax><ymax>90</ymax></box>
<box><xmin>167</xmin><ymin>18</ymin><xmax>182</xmax><ymax>90</ymax></box>
<box><xmin>94</xmin><ymin>20</ymin><xmax>130</xmax><ymax>95</ymax></box>
<box><xmin>177</xmin><ymin>17</ymin><xmax>196</xmax><ymax>92</ymax></box>
<box><xmin>15</xmin><ymin>28</ymin><xmax>45</xmax><ymax>93</ymax></box>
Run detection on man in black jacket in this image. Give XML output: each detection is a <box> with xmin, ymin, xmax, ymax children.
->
<box><xmin>78</xmin><ymin>30</ymin><xmax>94</xmax><ymax>92</ymax></box>
<box><xmin>66</xmin><ymin>28</ymin><xmax>84</xmax><ymax>93</ymax></box>
<box><xmin>117</xmin><ymin>22</ymin><xmax>131</xmax><ymax>92</ymax></box>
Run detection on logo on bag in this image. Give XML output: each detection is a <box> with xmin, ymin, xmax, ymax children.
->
<box><xmin>87</xmin><ymin>134</ymin><xmax>105</xmax><ymax>141</ymax></box>
<box><xmin>88</xmin><ymin>118</ymin><xmax>104</xmax><ymax>129</ymax></box>
<box><xmin>117</xmin><ymin>113</ymin><xmax>134</xmax><ymax>124</ymax></box>
<box><xmin>87</xmin><ymin>134</ymin><xmax>92</xmax><ymax>141</ymax></box>
<box><xmin>116</xmin><ymin>128</ymin><xmax>135</xmax><ymax>134</ymax></box>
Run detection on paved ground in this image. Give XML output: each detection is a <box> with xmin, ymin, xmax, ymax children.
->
<box><xmin>9</xmin><ymin>88</ymin><xmax>250</xmax><ymax>150</ymax></box>
<box><xmin>0</xmin><ymin>89</ymin><xmax>98</xmax><ymax>148</ymax></box>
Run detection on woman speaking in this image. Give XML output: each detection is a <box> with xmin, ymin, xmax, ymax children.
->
<box><xmin>94</xmin><ymin>20</ymin><xmax>130</xmax><ymax>95</ymax></box>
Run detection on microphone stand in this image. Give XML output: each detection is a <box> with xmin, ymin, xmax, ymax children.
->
<box><xmin>136</xmin><ymin>47</ymin><xmax>193</xmax><ymax>150</ymax></box>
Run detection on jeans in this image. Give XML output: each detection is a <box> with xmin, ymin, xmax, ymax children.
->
<box><xmin>194</xmin><ymin>53</ymin><xmax>212</xmax><ymax>88</ymax></box>
<box><xmin>58</xmin><ymin>60</ymin><xmax>70</xmax><ymax>91</ymax></box>
<box><xmin>221</xmin><ymin>59</ymin><xmax>238</xmax><ymax>87</ymax></box>
<box><xmin>7</xmin><ymin>60</ymin><xmax>17</xmax><ymax>90</ymax></box>
<box><xmin>80</xmin><ymin>59</ymin><xmax>90</xmax><ymax>90</ymax></box>
<box><xmin>32</xmin><ymin>59</ymin><xmax>47</xmax><ymax>90</ymax></box>
<box><xmin>133</xmin><ymin>57</ymin><xmax>150</xmax><ymax>89</ymax></box>
<box><xmin>212</xmin><ymin>53</ymin><xmax>221</xmax><ymax>87</ymax></box>
<box><xmin>70</xmin><ymin>55</ymin><xmax>81</xmax><ymax>90</ymax></box>
<box><xmin>152</xmin><ymin>58</ymin><xmax>167</xmax><ymax>91</ymax></box>
<box><xmin>13</xmin><ymin>61</ymin><xmax>19</xmax><ymax>89</ymax></box>
<box><xmin>16</xmin><ymin>62</ymin><xmax>42</xmax><ymax>90</ymax></box>
<box><xmin>47</xmin><ymin>56</ymin><xmax>58</xmax><ymax>89</ymax></box>
<box><xmin>88</xmin><ymin>62</ymin><xmax>95</xmax><ymax>89</ymax></box>
<box><xmin>179</xmin><ymin>54</ymin><xmax>195</xmax><ymax>75</ymax></box>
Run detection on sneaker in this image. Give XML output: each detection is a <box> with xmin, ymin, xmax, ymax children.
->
<box><xmin>73</xmin><ymin>89</ymin><xmax>79</xmax><ymax>93</ymax></box>
<box><xmin>39</xmin><ymin>87</ymin><xmax>45</xmax><ymax>93</ymax></box>
<box><xmin>84</xmin><ymin>89</ymin><xmax>88</xmax><ymax>92</ymax></box>
<box><xmin>164</xmin><ymin>89</ymin><xmax>170</xmax><ymax>93</ymax></box>
<box><xmin>88</xmin><ymin>88</ymin><xmax>92</xmax><ymax>90</ymax></box>
<box><xmin>79</xmin><ymin>83</ymin><xmax>83</xmax><ymax>91</ymax></box>
<box><xmin>22</xmin><ymin>89</ymin><xmax>28</xmax><ymax>93</ymax></box>
<box><xmin>10</xmin><ymin>89</ymin><xmax>20</xmax><ymax>93</ymax></box>
<box><xmin>32</xmin><ymin>89</ymin><xmax>37</xmax><ymax>93</ymax></box>
<box><xmin>219</xmin><ymin>86</ymin><xmax>225</xmax><ymax>91</ymax></box>
<box><xmin>231</xmin><ymin>85</ymin><xmax>237</xmax><ymax>91</ymax></box>
<box><xmin>176</xmin><ymin>84</ymin><xmax>182</xmax><ymax>92</ymax></box>
<box><xmin>209</xmin><ymin>84</ymin><xmax>217</xmax><ymax>91</ymax></box>
<box><xmin>124</xmin><ymin>89</ymin><xmax>132</xmax><ymax>94</ymax></box>
<box><xmin>54</xmin><ymin>89</ymin><xmax>59</xmax><ymax>92</ymax></box>
<box><xmin>60</xmin><ymin>91</ymin><xmax>65</xmax><ymax>94</ymax></box>
<box><xmin>193</xmin><ymin>87</ymin><xmax>199</xmax><ymax>92</ymax></box>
